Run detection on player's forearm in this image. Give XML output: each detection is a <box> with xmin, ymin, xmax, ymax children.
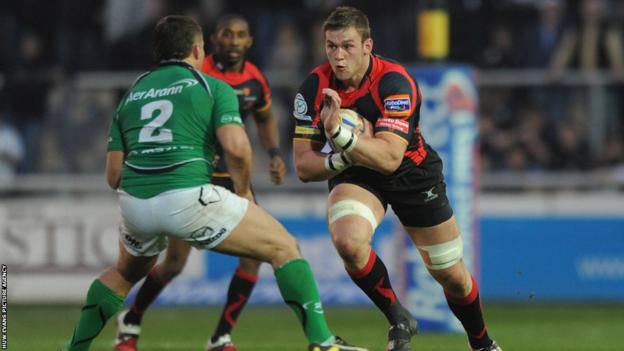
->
<box><xmin>348</xmin><ymin>136</ymin><xmax>403</xmax><ymax>175</ymax></box>
<box><xmin>294</xmin><ymin>149</ymin><xmax>339</xmax><ymax>182</ymax></box>
<box><xmin>224</xmin><ymin>151</ymin><xmax>252</xmax><ymax>195</ymax></box>
<box><xmin>105</xmin><ymin>151</ymin><xmax>124</xmax><ymax>190</ymax></box>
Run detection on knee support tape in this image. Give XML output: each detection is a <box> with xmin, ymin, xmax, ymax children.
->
<box><xmin>417</xmin><ymin>236</ymin><xmax>464</xmax><ymax>270</ymax></box>
<box><xmin>328</xmin><ymin>199</ymin><xmax>378</xmax><ymax>231</ymax></box>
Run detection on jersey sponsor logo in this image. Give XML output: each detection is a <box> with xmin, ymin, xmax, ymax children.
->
<box><xmin>125</xmin><ymin>79</ymin><xmax>198</xmax><ymax>104</ymax></box>
<box><xmin>125</xmin><ymin>86</ymin><xmax>184</xmax><ymax>104</ymax></box>
<box><xmin>169</xmin><ymin>78</ymin><xmax>199</xmax><ymax>88</ymax></box>
<box><xmin>384</xmin><ymin>94</ymin><xmax>411</xmax><ymax>117</ymax></box>
<box><xmin>295</xmin><ymin>126</ymin><xmax>321</xmax><ymax>135</ymax></box>
<box><xmin>220</xmin><ymin>114</ymin><xmax>243</xmax><ymax>124</ymax></box>
<box><xmin>375</xmin><ymin>117</ymin><xmax>409</xmax><ymax>133</ymax></box>
<box><xmin>293</xmin><ymin>93</ymin><xmax>312</xmax><ymax>121</ymax></box>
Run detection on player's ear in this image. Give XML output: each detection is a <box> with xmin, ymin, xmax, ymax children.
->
<box><xmin>246</xmin><ymin>35</ymin><xmax>253</xmax><ymax>49</ymax></box>
<box><xmin>363</xmin><ymin>37</ymin><xmax>373</xmax><ymax>55</ymax></box>
<box><xmin>192</xmin><ymin>42</ymin><xmax>202</xmax><ymax>60</ymax></box>
<box><xmin>210</xmin><ymin>33</ymin><xmax>217</xmax><ymax>46</ymax></box>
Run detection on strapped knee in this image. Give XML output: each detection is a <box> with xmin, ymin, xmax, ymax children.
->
<box><xmin>328</xmin><ymin>199</ymin><xmax>378</xmax><ymax>231</ymax></box>
<box><xmin>417</xmin><ymin>236</ymin><xmax>464</xmax><ymax>270</ymax></box>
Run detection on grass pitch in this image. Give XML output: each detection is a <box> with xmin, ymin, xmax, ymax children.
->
<box><xmin>7</xmin><ymin>303</ymin><xmax>624</xmax><ymax>350</ymax></box>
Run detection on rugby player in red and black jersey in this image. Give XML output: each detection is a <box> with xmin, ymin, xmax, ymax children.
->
<box><xmin>293</xmin><ymin>7</ymin><xmax>502</xmax><ymax>351</ymax></box>
<box><xmin>115</xmin><ymin>14</ymin><xmax>286</xmax><ymax>351</ymax></box>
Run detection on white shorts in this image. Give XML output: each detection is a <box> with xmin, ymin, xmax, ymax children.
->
<box><xmin>118</xmin><ymin>184</ymin><xmax>249</xmax><ymax>256</ymax></box>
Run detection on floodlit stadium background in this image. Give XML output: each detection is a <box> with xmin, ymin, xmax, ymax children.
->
<box><xmin>1</xmin><ymin>0</ymin><xmax>623</xmax><ymax>350</ymax></box>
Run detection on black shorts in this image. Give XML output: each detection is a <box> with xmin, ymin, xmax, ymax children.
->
<box><xmin>212</xmin><ymin>175</ymin><xmax>235</xmax><ymax>191</ymax></box>
<box><xmin>329</xmin><ymin>179</ymin><xmax>453</xmax><ymax>228</ymax></box>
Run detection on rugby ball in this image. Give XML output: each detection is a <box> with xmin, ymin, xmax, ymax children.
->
<box><xmin>336</xmin><ymin>108</ymin><xmax>365</xmax><ymax>134</ymax></box>
<box><xmin>326</xmin><ymin>108</ymin><xmax>365</xmax><ymax>151</ymax></box>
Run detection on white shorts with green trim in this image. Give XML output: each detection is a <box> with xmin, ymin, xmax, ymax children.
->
<box><xmin>118</xmin><ymin>184</ymin><xmax>249</xmax><ymax>256</ymax></box>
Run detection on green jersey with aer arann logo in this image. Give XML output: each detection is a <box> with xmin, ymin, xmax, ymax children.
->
<box><xmin>107</xmin><ymin>61</ymin><xmax>242</xmax><ymax>198</ymax></box>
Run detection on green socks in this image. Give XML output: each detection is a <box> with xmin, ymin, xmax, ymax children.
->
<box><xmin>274</xmin><ymin>258</ymin><xmax>334</xmax><ymax>344</ymax></box>
<box><xmin>63</xmin><ymin>279</ymin><xmax>124</xmax><ymax>350</ymax></box>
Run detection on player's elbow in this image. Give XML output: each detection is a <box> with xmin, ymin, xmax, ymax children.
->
<box><xmin>378</xmin><ymin>154</ymin><xmax>402</xmax><ymax>175</ymax></box>
<box><xmin>105</xmin><ymin>151</ymin><xmax>124</xmax><ymax>190</ymax></box>
<box><xmin>294</xmin><ymin>162</ymin><xmax>312</xmax><ymax>183</ymax></box>
<box><xmin>106</xmin><ymin>170</ymin><xmax>121</xmax><ymax>190</ymax></box>
<box><xmin>218</xmin><ymin>125</ymin><xmax>252</xmax><ymax>162</ymax></box>
<box><xmin>224</xmin><ymin>141</ymin><xmax>251</xmax><ymax>162</ymax></box>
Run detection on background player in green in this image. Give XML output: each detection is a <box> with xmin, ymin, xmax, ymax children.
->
<box><xmin>61</xmin><ymin>15</ymin><xmax>367</xmax><ymax>351</ymax></box>
<box><xmin>114</xmin><ymin>14</ymin><xmax>286</xmax><ymax>351</ymax></box>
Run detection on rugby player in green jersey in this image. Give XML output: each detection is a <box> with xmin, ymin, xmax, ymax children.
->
<box><xmin>115</xmin><ymin>14</ymin><xmax>286</xmax><ymax>351</ymax></box>
<box><xmin>61</xmin><ymin>15</ymin><xmax>367</xmax><ymax>351</ymax></box>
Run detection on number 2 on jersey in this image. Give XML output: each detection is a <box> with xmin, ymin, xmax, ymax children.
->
<box><xmin>138</xmin><ymin>99</ymin><xmax>173</xmax><ymax>143</ymax></box>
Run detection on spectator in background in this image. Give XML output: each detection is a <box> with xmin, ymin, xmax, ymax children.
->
<box><xmin>522</xmin><ymin>0</ymin><xmax>567</xmax><ymax>68</ymax></box>
<box><xmin>550</xmin><ymin>0</ymin><xmax>624</xmax><ymax>76</ymax></box>
<box><xmin>109</xmin><ymin>0</ymin><xmax>171</xmax><ymax>69</ymax></box>
<box><xmin>5</xmin><ymin>31</ymin><xmax>57</xmax><ymax>173</ymax></box>
<box><xmin>0</xmin><ymin>110</ymin><xmax>24</xmax><ymax>185</ymax></box>
<box><xmin>551</xmin><ymin>122</ymin><xmax>592</xmax><ymax>170</ymax></box>
<box><xmin>600</xmin><ymin>137</ymin><xmax>624</xmax><ymax>167</ymax></box>
<box><xmin>514</xmin><ymin>107</ymin><xmax>554</xmax><ymax>170</ymax></box>
<box><xmin>479</xmin><ymin>23</ymin><xmax>519</xmax><ymax>68</ymax></box>
<box><xmin>56</xmin><ymin>0</ymin><xmax>107</xmax><ymax>72</ymax></box>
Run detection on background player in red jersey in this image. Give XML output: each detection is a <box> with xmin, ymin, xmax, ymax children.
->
<box><xmin>115</xmin><ymin>14</ymin><xmax>287</xmax><ymax>351</ymax></box>
<box><xmin>292</xmin><ymin>6</ymin><xmax>502</xmax><ymax>351</ymax></box>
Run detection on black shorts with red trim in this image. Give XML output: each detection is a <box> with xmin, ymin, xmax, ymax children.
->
<box><xmin>328</xmin><ymin>167</ymin><xmax>452</xmax><ymax>227</ymax></box>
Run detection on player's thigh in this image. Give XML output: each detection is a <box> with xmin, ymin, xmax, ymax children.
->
<box><xmin>116</xmin><ymin>241</ymin><xmax>158</xmax><ymax>283</ymax></box>
<box><xmin>213</xmin><ymin>201</ymin><xmax>297</xmax><ymax>264</ymax></box>
<box><xmin>159</xmin><ymin>184</ymin><xmax>249</xmax><ymax>250</ymax></box>
<box><xmin>327</xmin><ymin>182</ymin><xmax>386</xmax><ymax>243</ymax></box>
<box><xmin>163</xmin><ymin>237</ymin><xmax>193</xmax><ymax>269</ymax></box>
<box><xmin>404</xmin><ymin>215</ymin><xmax>461</xmax><ymax>246</ymax></box>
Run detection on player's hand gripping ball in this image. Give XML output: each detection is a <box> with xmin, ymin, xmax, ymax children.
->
<box><xmin>327</xmin><ymin>108</ymin><xmax>366</xmax><ymax>151</ymax></box>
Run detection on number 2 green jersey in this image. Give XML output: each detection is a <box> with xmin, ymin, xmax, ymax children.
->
<box><xmin>107</xmin><ymin>61</ymin><xmax>242</xmax><ymax>198</ymax></box>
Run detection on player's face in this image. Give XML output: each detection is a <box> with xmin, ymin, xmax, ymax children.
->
<box><xmin>325</xmin><ymin>27</ymin><xmax>372</xmax><ymax>83</ymax></box>
<box><xmin>212</xmin><ymin>19</ymin><xmax>252</xmax><ymax>64</ymax></box>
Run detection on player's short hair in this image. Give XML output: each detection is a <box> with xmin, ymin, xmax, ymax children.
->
<box><xmin>323</xmin><ymin>6</ymin><xmax>371</xmax><ymax>41</ymax></box>
<box><xmin>153</xmin><ymin>15</ymin><xmax>202</xmax><ymax>62</ymax></box>
<box><xmin>214</xmin><ymin>13</ymin><xmax>249</xmax><ymax>33</ymax></box>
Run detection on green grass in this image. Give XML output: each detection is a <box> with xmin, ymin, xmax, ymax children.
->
<box><xmin>7</xmin><ymin>303</ymin><xmax>624</xmax><ymax>350</ymax></box>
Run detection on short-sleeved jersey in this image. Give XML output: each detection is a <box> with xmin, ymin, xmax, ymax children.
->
<box><xmin>108</xmin><ymin>61</ymin><xmax>242</xmax><ymax>198</ymax></box>
<box><xmin>202</xmin><ymin>54</ymin><xmax>271</xmax><ymax>173</ymax></box>
<box><xmin>293</xmin><ymin>55</ymin><xmax>443</xmax><ymax>191</ymax></box>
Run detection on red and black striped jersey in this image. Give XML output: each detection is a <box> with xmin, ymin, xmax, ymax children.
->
<box><xmin>202</xmin><ymin>54</ymin><xmax>271</xmax><ymax>120</ymax></box>
<box><xmin>202</xmin><ymin>54</ymin><xmax>272</xmax><ymax>173</ymax></box>
<box><xmin>293</xmin><ymin>54</ymin><xmax>443</xmax><ymax>190</ymax></box>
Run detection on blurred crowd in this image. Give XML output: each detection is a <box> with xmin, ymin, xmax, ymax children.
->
<box><xmin>0</xmin><ymin>0</ymin><xmax>623</xmax><ymax>181</ymax></box>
